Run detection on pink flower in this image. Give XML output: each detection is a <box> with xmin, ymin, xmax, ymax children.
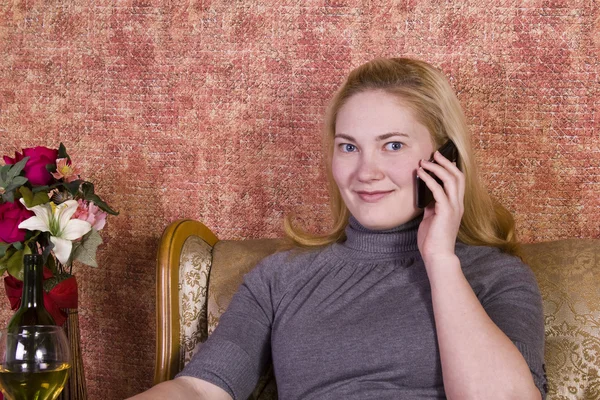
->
<box><xmin>3</xmin><ymin>146</ymin><xmax>58</xmax><ymax>186</ymax></box>
<box><xmin>51</xmin><ymin>158</ymin><xmax>79</xmax><ymax>182</ymax></box>
<box><xmin>0</xmin><ymin>201</ymin><xmax>34</xmax><ymax>243</ymax></box>
<box><xmin>73</xmin><ymin>200</ymin><xmax>107</xmax><ymax>231</ymax></box>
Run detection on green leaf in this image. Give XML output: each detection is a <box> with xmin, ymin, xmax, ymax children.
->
<box><xmin>33</xmin><ymin>181</ymin><xmax>80</xmax><ymax>195</ymax></box>
<box><xmin>7</xmin><ymin>157</ymin><xmax>30</xmax><ymax>179</ymax></box>
<box><xmin>72</xmin><ymin>229</ymin><xmax>103</xmax><ymax>268</ymax></box>
<box><xmin>4</xmin><ymin>176</ymin><xmax>28</xmax><ymax>192</ymax></box>
<box><xmin>45</xmin><ymin>252</ymin><xmax>57</xmax><ymax>275</ymax></box>
<box><xmin>45</xmin><ymin>163</ymin><xmax>57</xmax><ymax>174</ymax></box>
<box><xmin>81</xmin><ymin>182</ymin><xmax>94</xmax><ymax>197</ymax></box>
<box><xmin>0</xmin><ymin>242</ymin><xmax>10</xmax><ymax>258</ymax></box>
<box><xmin>23</xmin><ymin>232</ymin><xmax>41</xmax><ymax>248</ymax></box>
<box><xmin>0</xmin><ymin>165</ymin><xmax>10</xmax><ymax>182</ymax></box>
<box><xmin>82</xmin><ymin>182</ymin><xmax>119</xmax><ymax>215</ymax></box>
<box><xmin>32</xmin><ymin>185</ymin><xmax>51</xmax><ymax>193</ymax></box>
<box><xmin>9</xmin><ymin>176</ymin><xmax>27</xmax><ymax>187</ymax></box>
<box><xmin>0</xmin><ymin>253</ymin><xmax>10</xmax><ymax>270</ymax></box>
<box><xmin>43</xmin><ymin>272</ymin><xmax>72</xmax><ymax>292</ymax></box>
<box><xmin>41</xmin><ymin>240</ymin><xmax>55</xmax><ymax>271</ymax></box>
<box><xmin>0</xmin><ymin>246</ymin><xmax>14</xmax><ymax>262</ymax></box>
<box><xmin>63</xmin><ymin>180</ymin><xmax>82</xmax><ymax>196</ymax></box>
<box><xmin>58</xmin><ymin>143</ymin><xmax>69</xmax><ymax>160</ymax></box>
<box><xmin>19</xmin><ymin>187</ymin><xmax>49</xmax><ymax>208</ymax></box>
<box><xmin>0</xmin><ymin>159</ymin><xmax>30</xmax><ymax>202</ymax></box>
<box><xmin>12</xmin><ymin>242</ymin><xmax>22</xmax><ymax>250</ymax></box>
<box><xmin>89</xmin><ymin>195</ymin><xmax>119</xmax><ymax>215</ymax></box>
<box><xmin>43</xmin><ymin>276</ymin><xmax>57</xmax><ymax>292</ymax></box>
<box><xmin>33</xmin><ymin>191</ymin><xmax>50</xmax><ymax>207</ymax></box>
<box><xmin>32</xmin><ymin>182</ymin><xmax>67</xmax><ymax>193</ymax></box>
<box><xmin>1</xmin><ymin>192</ymin><xmax>14</xmax><ymax>203</ymax></box>
<box><xmin>0</xmin><ymin>247</ymin><xmax>21</xmax><ymax>275</ymax></box>
<box><xmin>6</xmin><ymin>250</ymin><xmax>24</xmax><ymax>280</ymax></box>
<box><xmin>19</xmin><ymin>186</ymin><xmax>33</xmax><ymax>206</ymax></box>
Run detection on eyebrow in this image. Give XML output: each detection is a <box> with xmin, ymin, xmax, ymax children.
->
<box><xmin>334</xmin><ymin>132</ymin><xmax>410</xmax><ymax>141</ymax></box>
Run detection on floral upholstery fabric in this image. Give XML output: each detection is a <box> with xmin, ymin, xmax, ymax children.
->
<box><xmin>178</xmin><ymin>236</ymin><xmax>213</xmax><ymax>370</ymax></box>
<box><xmin>522</xmin><ymin>239</ymin><xmax>600</xmax><ymax>400</ymax></box>
<box><xmin>179</xmin><ymin>238</ymin><xmax>600</xmax><ymax>400</ymax></box>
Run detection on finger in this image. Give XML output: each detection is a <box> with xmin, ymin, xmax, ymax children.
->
<box><xmin>432</xmin><ymin>152</ymin><xmax>465</xmax><ymax>203</ymax></box>
<box><xmin>432</xmin><ymin>150</ymin><xmax>462</xmax><ymax>177</ymax></box>
<box><xmin>420</xmin><ymin>159</ymin><xmax>457</xmax><ymax>191</ymax></box>
<box><xmin>419</xmin><ymin>160</ymin><xmax>462</xmax><ymax>209</ymax></box>
<box><xmin>424</xmin><ymin>154</ymin><xmax>464</xmax><ymax>199</ymax></box>
<box><xmin>417</xmin><ymin>167</ymin><xmax>451</xmax><ymax>207</ymax></box>
<box><xmin>432</xmin><ymin>152</ymin><xmax>465</xmax><ymax>209</ymax></box>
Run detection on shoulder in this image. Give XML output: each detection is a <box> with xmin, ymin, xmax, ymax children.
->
<box><xmin>243</xmin><ymin>246</ymin><xmax>329</xmax><ymax>292</ymax></box>
<box><xmin>456</xmin><ymin>242</ymin><xmax>530</xmax><ymax>274</ymax></box>
<box><xmin>253</xmin><ymin>246</ymin><xmax>325</xmax><ymax>273</ymax></box>
<box><xmin>456</xmin><ymin>243</ymin><xmax>541</xmax><ymax>303</ymax></box>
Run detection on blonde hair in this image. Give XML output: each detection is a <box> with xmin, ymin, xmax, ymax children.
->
<box><xmin>285</xmin><ymin>57</ymin><xmax>519</xmax><ymax>255</ymax></box>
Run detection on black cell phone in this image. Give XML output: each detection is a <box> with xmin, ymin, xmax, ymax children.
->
<box><xmin>415</xmin><ymin>140</ymin><xmax>459</xmax><ymax>208</ymax></box>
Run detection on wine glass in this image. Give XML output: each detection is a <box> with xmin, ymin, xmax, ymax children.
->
<box><xmin>0</xmin><ymin>325</ymin><xmax>71</xmax><ymax>400</ymax></box>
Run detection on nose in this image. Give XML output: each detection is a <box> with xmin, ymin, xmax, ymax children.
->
<box><xmin>356</xmin><ymin>153</ymin><xmax>384</xmax><ymax>182</ymax></box>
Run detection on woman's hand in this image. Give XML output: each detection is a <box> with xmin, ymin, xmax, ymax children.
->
<box><xmin>416</xmin><ymin>150</ymin><xmax>465</xmax><ymax>267</ymax></box>
<box><xmin>417</xmin><ymin>153</ymin><xmax>541</xmax><ymax>399</ymax></box>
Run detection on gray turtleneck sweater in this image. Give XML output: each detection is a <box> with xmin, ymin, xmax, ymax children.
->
<box><xmin>179</xmin><ymin>217</ymin><xmax>546</xmax><ymax>399</ymax></box>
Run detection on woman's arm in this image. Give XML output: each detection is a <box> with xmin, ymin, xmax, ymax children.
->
<box><xmin>425</xmin><ymin>255</ymin><xmax>541</xmax><ymax>399</ymax></box>
<box><xmin>417</xmin><ymin>152</ymin><xmax>541</xmax><ymax>400</ymax></box>
<box><xmin>126</xmin><ymin>377</ymin><xmax>232</xmax><ymax>400</ymax></box>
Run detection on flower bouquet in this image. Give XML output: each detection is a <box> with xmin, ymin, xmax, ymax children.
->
<box><xmin>0</xmin><ymin>143</ymin><xmax>117</xmax><ymax>324</ymax></box>
<box><xmin>0</xmin><ymin>143</ymin><xmax>117</xmax><ymax>399</ymax></box>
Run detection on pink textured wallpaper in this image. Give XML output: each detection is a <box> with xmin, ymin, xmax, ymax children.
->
<box><xmin>0</xmin><ymin>0</ymin><xmax>599</xmax><ymax>398</ymax></box>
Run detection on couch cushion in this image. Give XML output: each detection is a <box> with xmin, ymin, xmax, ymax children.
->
<box><xmin>522</xmin><ymin>239</ymin><xmax>600</xmax><ymax>399</ymax></box>
<box><xmin>208</xmin><ymin>238</ymin><xmax>287</xmax><ymax>334</ymax></box>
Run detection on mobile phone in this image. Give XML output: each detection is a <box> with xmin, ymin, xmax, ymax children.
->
<box><xmin>415</xmin><ymin>140</ymin><xmax>459</xmax><ymax>208</ymax></box>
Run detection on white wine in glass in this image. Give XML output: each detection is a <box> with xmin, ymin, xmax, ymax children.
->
<box><xmin>0</xmin><ymin>325</ymin><xmax>71</xmax><ymax>400</ymax></box>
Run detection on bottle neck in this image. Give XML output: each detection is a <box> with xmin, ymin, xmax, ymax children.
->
<box><xmin>20</xmin><ymin>257</ymin><xmax>44</xmax><ymax>309</ymax></box>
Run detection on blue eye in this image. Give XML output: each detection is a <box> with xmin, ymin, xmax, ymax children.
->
<box><xmin>385</xmin><ymin>142</ymin><xmax>403</xmax><ymax>151</ymax></box>
<box><xmin>340</xmin><ymin>143</ymin><xmax>357</xmax><ymax>152</ymax></box>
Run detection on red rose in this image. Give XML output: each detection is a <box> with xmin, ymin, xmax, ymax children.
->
<box><xmin>0</xmin><ymin>201</ymin><xmax>34</xmax><ymax>243</ymax></box>
<box><xmin>3</xmin><ymin>146</ymin><xmax>58</xmax><ymax>186</ymax></box>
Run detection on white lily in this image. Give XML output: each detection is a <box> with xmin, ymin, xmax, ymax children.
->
<box><xmin>18</xmin><ymin>199</ymin><xmax>92</xmax><ymax>264</ymax></box>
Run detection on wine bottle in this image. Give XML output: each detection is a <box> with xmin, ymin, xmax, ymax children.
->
<box><xmin>7</xmin><ymin>254</ymin><xmax>55</xmax><ymax>331</ymax></box>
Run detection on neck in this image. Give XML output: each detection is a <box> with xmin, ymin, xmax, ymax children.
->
<box><xmin>335</xmin><ymin>215</ymin><xmax>422</xmax><ymax>258</ymax></box>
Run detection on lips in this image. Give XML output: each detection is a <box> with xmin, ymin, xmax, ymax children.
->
<box><xmin>355</xmin><ymin>190</ymin><xmax>393</xmax><ymax>203</ymax></box>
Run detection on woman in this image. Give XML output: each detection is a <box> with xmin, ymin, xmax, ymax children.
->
<box><xmin>131</xmin><ymin>58</ymin><xmax>546</xmax><ymax>399</ymax></box>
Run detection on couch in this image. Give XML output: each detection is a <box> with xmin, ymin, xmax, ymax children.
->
<box><xmin>154</xmin><ymin>219</ymin><xmax>600</xmax><ymax>399</ymax></box>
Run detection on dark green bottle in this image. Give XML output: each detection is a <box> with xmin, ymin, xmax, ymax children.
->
<box><xmin>7</xmin><ymin>254</ymin><xmax>55</xmax><ymax>332</ymax></box>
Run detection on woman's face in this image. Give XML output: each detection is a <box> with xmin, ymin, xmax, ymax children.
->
<box><xmin>332</xmin><ymin>90</ymin><xmax>435</xmax><ymax>230</ymax></box>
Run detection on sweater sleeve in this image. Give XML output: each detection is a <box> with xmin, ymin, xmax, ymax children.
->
<box><xmin>176</xmin><ymin>257</ymin><xmax>275</xmax><ymax>400</ymax></box>
<box><xmin>470</xmin><ymin>252</ymin><xmax>547</xmax><ymax>399</ymax></box>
